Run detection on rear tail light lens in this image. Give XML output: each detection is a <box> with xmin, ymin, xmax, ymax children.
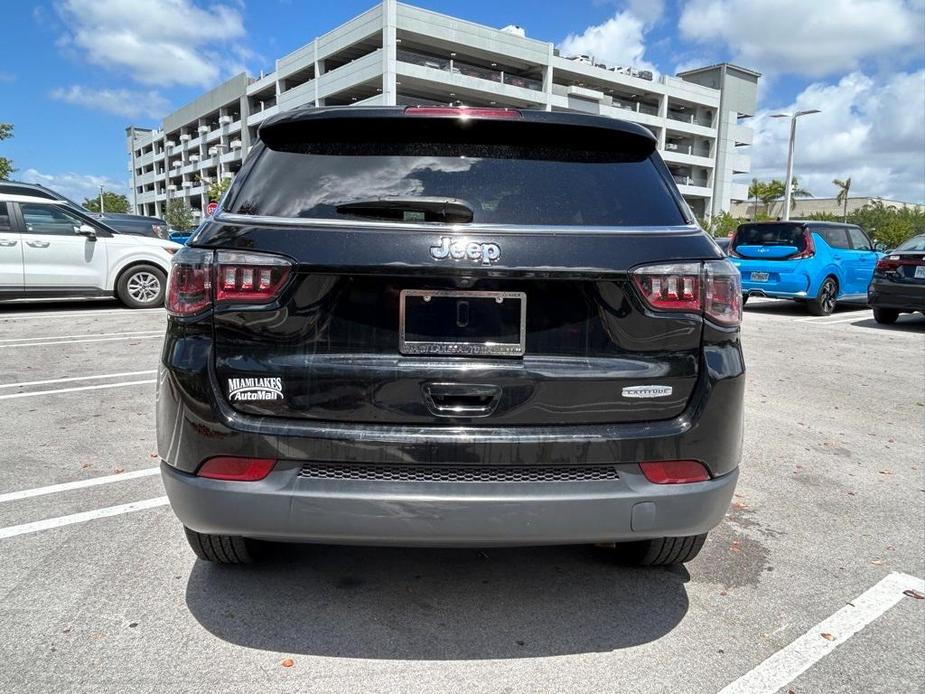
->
<box><xmin>404</xmin><ymin>106</ymin><xmax>523</xmax><ymax>119</ymax></box>
<box><xmin>876</xmin><ymin>256</ymin><xmax>901</xmax><ymax>271</ymax></box>
<box><xmin>165</xmin><ymin>248</ymin><xmax>212</xmax><ymax>316</ymax></box>
<box><xmin>704</xmin><ymin>261</ymin><xmax>742</xmax><ymax>326</ymax></box>
<box><xmin>631</xmin><ymin>260</ymin><xmax>742</xmax><ymax>326</ymax></box>
<box><xmin>165</xmin><ymin>249</ymin><xmax>293</xmax><ymax>316</ymax></box>
<box><xmin>632</xmin><ymin>263</ymin><xmax>702</xmax><ymax>312</ymax></box>
<box><xmin>197</xmin><ymin>456</ymin><xmax>276</xmax><ymax>481</ymax></box>
<box><xmin>791</xmin><ymin>229</ymin><xmax>816</xmax><ymax>259</ymax></box>
<box><xmin>640</xmin><ymin>460</ymin><xmax>710</xmax><ymax>484</ymax></box>
<box><xmin>215</xmin><ymin>251</ymin><xmax>292</xmax><ymax>303</ymax></box>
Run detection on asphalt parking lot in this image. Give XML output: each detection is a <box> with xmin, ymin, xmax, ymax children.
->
<box><xmin>0</xmin><ymin>298</ymin><xmax>922</xmax><ymax>694</ymax></box>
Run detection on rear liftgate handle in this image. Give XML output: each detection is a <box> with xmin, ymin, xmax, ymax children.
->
<box><xmin>422</xmin><ymin>382</ymin><xmax>502</xmax><ymax>418</ymax></box>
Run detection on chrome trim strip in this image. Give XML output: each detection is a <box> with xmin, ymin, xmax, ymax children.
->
<box><xmin>213</xmin><ymin>211</ymin><xmax>703</xmax><ymax>236</ymax></box>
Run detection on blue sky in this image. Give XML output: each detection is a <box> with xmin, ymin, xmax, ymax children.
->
<box><xmin>1</xmin><ymin>0</ymin><xmax>923</xmax><ymax>205</ymax></box>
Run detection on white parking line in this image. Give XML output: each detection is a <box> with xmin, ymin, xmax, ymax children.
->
<box><xmin>0</xmin><ymin>335</ymin><xmax>163</xmax><ymax>349</ymax></box>
<box><xmin>0</xmin><ymin>496</ymin><xmax>170</xmax><ymax>540</ymax></box>
<box><xmin>794</xmin><ymin>312</ymin><xmax>868</xmax><ymax>323</ymax></box>
<box><xmin>0</xmin><ymin>370</ymin><xmax>157</xmax><ymax>389</ymax></box>
<box><xmin>0</xmin><ymin>467</ymin><xmax>160</xmax><ymax>504</ymax></box>
<box><xmin>0</xmin><ymin>330</ymin><xmax>162</xmax><ymax>343</ymax></box>
<box><xmin>0</xmin><ymin>308</ymin><xmax>162</xmax><ymax>321</ymax></box>
<box><xmin>717</xmin><ymin>572</ymin><xmax>925</xmax><ymax>694</ymax></box>
<box><xmin>0</xmin><ymin>379</ymin><xmax>156</xmax><ymax>400</ymax></box>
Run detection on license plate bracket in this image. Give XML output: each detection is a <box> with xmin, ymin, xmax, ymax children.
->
<box><xmin>399</xmin><ymin>289</ymin><xmax>526</xmax><ymax>357</ymax></box>
<box><xmin>750</xmin><ymin>272</ymin><xmax>770</xmax><ymax>282</ymax></box>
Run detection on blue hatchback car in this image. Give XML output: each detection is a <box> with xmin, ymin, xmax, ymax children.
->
<box><xmin>729</xmin><ymin>220</ymin><xmax>882</xmax><ymax>315</ymax></box>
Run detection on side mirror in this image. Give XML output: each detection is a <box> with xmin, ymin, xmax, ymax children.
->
<box><xmin>873</xmin><ymin>242</ymin><xmax>887</xmax><ymax>253</ymax></box>
<box><xmin>75</xmin><ymin>224</ymin><xmax>97</xmax><ymax>239</ymax></box>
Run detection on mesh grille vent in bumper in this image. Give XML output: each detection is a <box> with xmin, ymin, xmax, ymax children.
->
<box><xmin>297</xmin><ymin>463</ymin><xmax>620</xmax><ymax>483</ymax></box>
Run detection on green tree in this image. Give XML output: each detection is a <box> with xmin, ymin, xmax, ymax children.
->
<box><xmin>207</xmin><ymin>177</ymin><xmax>231</xmax><ymax>203</ymax></box>
<box><xmin>833</xmin><ymin>177</ymin><xmax>852</xmax><ymax>221</ymax></box>
<box><xmin>747</xmin><ymin>178</ymin><xmax>764</xmax><ymax>220</ymax></box>
<box><xmin>807</xmin><ymin>199</ymin><xmax>925</xmax><ymax>249</ymax></box>
<box><xmin>163</xmin><ymin>199</ymin><xmax>195</xmax><ymax>230</ymax></box>
<box><xmin>699</xmin><ymin>211</ymin><xmax>740</xmax><ymax>237</ymax></box>
<box><xmin>0</xmin><ymin>123</ymin><xmax>14</xmax><ymax>180</ymax></box>
<box><xmin>82</xmin><ymin>190</ymin><xmax>130</xmax><ymax>214</ymax></box>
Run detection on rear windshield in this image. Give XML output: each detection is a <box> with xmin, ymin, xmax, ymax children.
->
<box><xmin>225</xmin><ymin>142</ymin><xmax>686</xmax><ymax>226</ymax></box>
<box><xmin>733</xmin><ymin>223</ymin><xmax>806</xmax><ymax>252</ymax></box>
<box><xmin>895</xmin><ymin>234</ymin><xmax>925</xmax><ymax>252</ymax></box>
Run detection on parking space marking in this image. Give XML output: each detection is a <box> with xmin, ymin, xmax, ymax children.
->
<box><xmin>0</xmin><ymin>496</ymin><xmax>169</xmax><ymax>540</ymax></box>
<box><xmin>0</xmin><ymin>370</ymin><xmax>157</xmax><ymax>389</ymax></box>
<box><xmin>0</xmin><ymin>308</ymin><xmax>163</xmax><ymax>321</ymax></box>
<box><xmin>0</xmin><ymin>335</ymin><xmax>163</xmax><ymax>349</ymax></box>
<box><xmin>794</xmin><ymin>313</ymin><xmax>868</xmax><ymax>324</ymax></box>
<box><xmin>0</xmin><ymin>379</ymin><xmax>156</xmax><ymax>400</ymax></box>
<box><xmin>716</xmin><ymin>572</ymin><xmax>925</xmax><ymax>694</ymax></box>
<box><xmin>0</xmin><ymin>330</ymin><xmax>162</xmax><ymax>343</ymax></box>
<box><xmin>0</xmin><ymin>468</ymin><xmax>160</xmax><ymax>504</ymax></box>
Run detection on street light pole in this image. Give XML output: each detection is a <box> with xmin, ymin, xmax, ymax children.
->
<box><xmin>99</xmin><ymin>185</ymin><xmax>104</xmax><ymax>215</ymax></box>
<box><xmin>770</xmin><ymin>109</ymin><xmax>820</xmax><ymax>220</ymax></box>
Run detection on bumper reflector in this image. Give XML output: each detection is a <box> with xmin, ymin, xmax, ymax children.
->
<box><xmin>639</xmin><ymin>460</ymin><xmax>710</xmax><ymax>484</ymax></box>
<box><xmin>197</xmin><ymin>457</ymin><xmax>276</xmax><ymax>481</ymax></box>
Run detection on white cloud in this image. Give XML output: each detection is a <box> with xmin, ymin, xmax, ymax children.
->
<box><xmin>626</xmin><ymin>0</ymin><xmax>664</xmax><ymax>23</ymax></box>
<box><xmin>55</xmin><ymin>0</ymin><xmax>247</xmax><ymax>87</ymax></box>
<box><xmin>20</xmin><ymin>169</ymin><xmax>128</xmax><ymax>204</ymax></box>
<box><xmin>747</xmin><ymin>70</ymin><xmax>925</xmax><ymax>203</ymax></box>
<box><xmin>0</xmin><ymin>71</ymin><xmax>14</xmax><ymax>83</ymax></box>
<box><xmin>500</xmin><ymin>24</ymin><xmax>527</xmax><ymax>37</ymax></box>
<box><xmin>558</xmin><ymin>11</ymin><xmax>657</xmax><ymax>71</ymax></box>
<box><xmin>679</xmin><ymin>0</ymin><xmax>924</xmax><ymax>77</ymax></box>
<box><xmin>51</xmin><ymin>85</ymin><xmax>170</xmax><ymax>120</ymax></box>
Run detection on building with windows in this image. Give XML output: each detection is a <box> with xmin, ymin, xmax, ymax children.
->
<box><xmin>126</xmin><ymin>0</ymin><xmax>760</xmax><ymax>221</ymax></box>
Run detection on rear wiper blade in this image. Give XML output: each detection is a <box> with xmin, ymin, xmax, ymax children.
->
<box><xmin>335</xmin><ymin>197</ymin><xmax>473</xmax><ymax>224</ymax></box>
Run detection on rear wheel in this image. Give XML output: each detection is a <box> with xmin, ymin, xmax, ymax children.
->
<box><xmin>117</xmin><ymin>264</ymin><xmax>166</xmax><ymax>309</ymax></box>
<box><xmin>183</xmin><ymin>526</ymin><xmax>256</xmax><ymax>564</ymax></box>
<box><xmin>611</xmin><ymin>533</ymin><xmax>708</xmax><ymax>566</ymax></box>
<box><xmin>741</xmin><ymin>293</ymin><xmax>750</xmax><ymax>306</ymax></box>
<box><xmin>807</xmin><ymin>277</ymin><xmax>838</xmax><ymax>316</ymax></box>
<box><xmin>873</xmin><ymin>308</ymin><xmax>899</xmax><ymax>324</ymax></box>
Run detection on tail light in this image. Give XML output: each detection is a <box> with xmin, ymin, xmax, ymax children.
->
<box><xmin>876</xmin><ymin>256</ymin><xmax>902</xmax><ymax>272</ymax></box>
<box><xmin>632</xmin><ymin>260</ymin><xmax>742</xmax><ymax>326</ymax></box>
<box><xmin>165</xmin><ymin>248</ymin><xmax>292</xmax><ymax>316</ymax></box>
<box><xmin>215</xmin><ymin>251</ymin><xmax>292</xmax><ymax>303</ymax></box>
<box><xmin>640</xmin><ymin>460</ymin><xmax>710</xmax><ymax>484</ymax></box>
<box><xmin>165</xmin><ymin>248</ymin><xmax>212</xmax><ymax>316</ymax></box>
<box><xmin>197</xmin><ymin>456</ymin><xmax>276</xmax><ymax>481</ymax></box>
<box><xmin>404</xmin><ymin>106</ymin><xmax>523</xmax><ymax>119</ymax></box>
<box><xmin>791</xmin><ymin>228</ymin><xmax>815</xmax><ymax>259</ymax></box>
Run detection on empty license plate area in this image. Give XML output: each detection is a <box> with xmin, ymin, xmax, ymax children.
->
<box><xmin>399</xmin><ymin>290</ymin><xmax>526</xmax><ymax>357</ymax></box>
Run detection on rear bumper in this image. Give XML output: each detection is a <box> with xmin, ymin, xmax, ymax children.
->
<box><xmin>868</xmin><ymin>283</ymin><xmax>925</xmax><ymax>311</ymax></box>
<box><xmin>161</xmin><ymin>461</ymin><xmax>738</xmax><ymax>545</ymax></box>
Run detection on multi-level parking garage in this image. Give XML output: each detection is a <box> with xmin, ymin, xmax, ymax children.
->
<box><xmin>126</xmin><ymin>0</ymin><xmax>759</xmax><ymax>221</ymax></box>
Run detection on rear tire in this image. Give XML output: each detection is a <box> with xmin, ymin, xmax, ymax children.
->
<box><xmin>873</xmin><ymin>308</ymin><xmax>899</xmax><ymax>324</ymax></box>
<box><xmin>183</xmin><ymin>526</ymin><xmax>256</xmax><ymax>564</ymax></box>
<box><xmin>117</xmin><ymin>264</ymin><xmax>166</xmax><ymax>309</ymax></box>
<box><xmin>807</xmin><ymin>277</ymin><xmax>838</xmax><ymax>316</ymax></box>
<box><xmin>741</xmin><ymin>293</ymin><xmax>750</xmax><ymax>306</ymax></box>
<box><xmin>612</xmin><ymin>533</ymin><xmax>708</xmax><ymax>566</ymax></box>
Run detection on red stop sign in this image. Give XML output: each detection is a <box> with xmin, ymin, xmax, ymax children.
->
<box><xmin>206</xmin><ymin>201</ymin><xmax>218</xmax><ymax>216</ymax></box>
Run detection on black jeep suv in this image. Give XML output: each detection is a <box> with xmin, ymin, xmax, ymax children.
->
<box><xmin>157</xmin><ymin>106</ymin><xmax>744</xmax><ymax>565</ymax></box>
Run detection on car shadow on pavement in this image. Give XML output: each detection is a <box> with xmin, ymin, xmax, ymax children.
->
<box><xmin>743</xmin><ymin>300</ymin><xmax>869</xmax><ymax>318</ymax></box>
<box><xmin>185</xmin><ymin>543</ymin><xmax>690</xmax><ymax>660</ymax></box>
<box><xmin>850</xmin><ymin>315</ymin><xmax>925</xmax><ymax>332</ymax></box>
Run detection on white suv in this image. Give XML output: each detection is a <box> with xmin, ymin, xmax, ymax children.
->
<box><xmin>0</xmin><ymin>189</ymin><xmax>181</xmax><ymax>308</ymax></box>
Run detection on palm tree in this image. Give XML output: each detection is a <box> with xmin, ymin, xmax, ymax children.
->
<box><xmin>833</xmin><ymin>177</ymin><xmax>851</xmax><ymax>221</ymax></box>
<box><xmin>747</xmin><ymin>178</ymin><xmax>764</xmax><ymax>220</ymax></box>
<box><xmin>786</xmin><ymin>177</ymin><xmax>813</xmax><ymax>212</ymax></box>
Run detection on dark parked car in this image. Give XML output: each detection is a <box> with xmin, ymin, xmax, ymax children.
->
<box><xmin>0</xmin><ymin>182</ymin><xmax>168</xmax><ymax>238</ymax></box>
<box><xmin>868</xmin><ymin>233</ymin><xmax>925</xmax><ymax>323</ymax></box>
<box><xmin>95</xmin><ymin>211</ymin><xmax>169</xmax><ymax>239</ymax></box>
<box><xmin>157</xmin><ymin>106</ymin><xmax>744</xmax><ymax>566</ymax></box>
